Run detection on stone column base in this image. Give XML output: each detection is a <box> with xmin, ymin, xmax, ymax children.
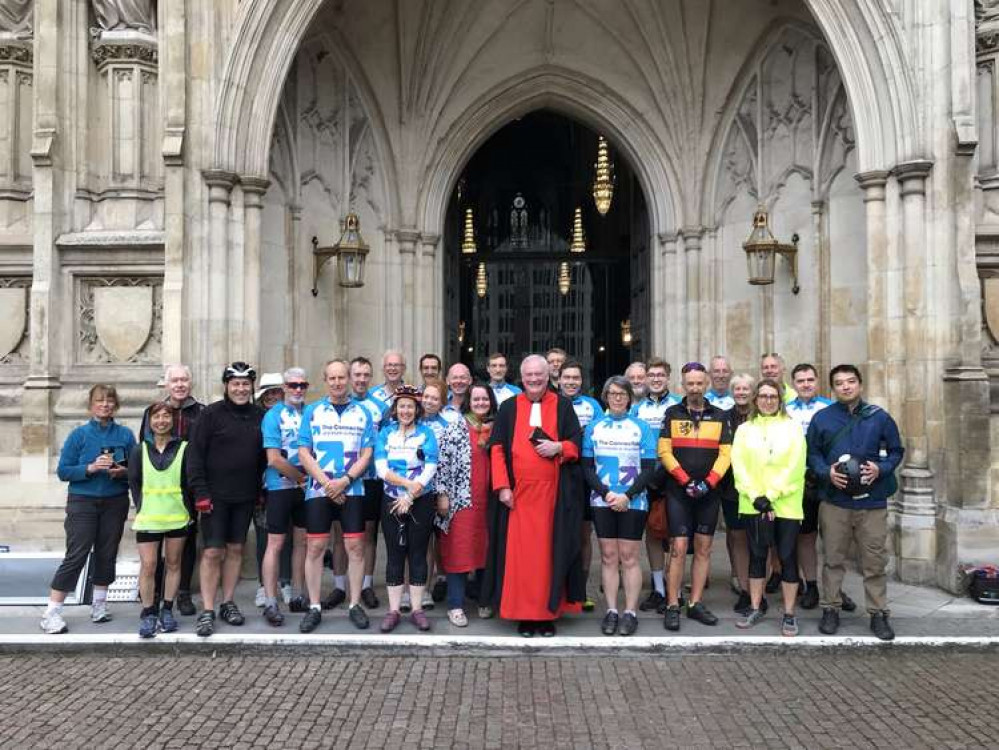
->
<box><xmin>893</xmin><ymin>512</ymin><xmax>937</xmax><ymax>585</ymax></box>
<box><xmin>936</xmin><ymin>505</ymin><xmax>999</xmax><ymax>593</ymax></box>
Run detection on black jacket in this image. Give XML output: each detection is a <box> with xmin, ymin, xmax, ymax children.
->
<box><xmin>138</xmin><ymin>396</ymin><xmax>205</xmax><ymax>441</ymax></box>
<box><xmin>480</xmin><ymin>392</ymin><xmax>585</xmax><ymax>615</ymax></box>
<box><xmin>185</xmin><ymin>398</ymin><xmax>266</xmax><ymax>504</ymax></box>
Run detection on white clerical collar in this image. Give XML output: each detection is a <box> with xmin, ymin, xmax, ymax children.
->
<box><xmin>529</xmin><ymin>401</ymin><xmax>543</xmax><ymax>427</ymax></box>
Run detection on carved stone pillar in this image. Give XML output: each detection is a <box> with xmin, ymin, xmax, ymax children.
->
<box><xmin>418</xmin><ymin>233</ymin><xmax>441</xmax><ymax>363</ymax></box>
<box><xmin>856</xmin><ymin>171</ymin><xmax>890</xmax><ymax>407</ymax></box>
<box><xmin>680</xmin><ymin>228</ymin><xmax>702</xmax><ymax>361</ymax></box>
<box><xmin>659</xmin><ymin>233</ymin><xmax>682</xmax><ymax>372</ymax></box>
<box><xmin>201</xmin><ymin>169</ymin><xmax>236</xmax><ymax>395</ymax></box>
<box><xmin>396</xmin><ymin>229</ymin><xmax>419</xmax><ymax>363</ymax></box>
<box><xmin>0</xmin><ymin>31</ymin><xmax>32</xmax><ymax>232</ymax></box>
<box><xmin>812</xmin><ymin>200</ymin><xmax>830</xmax><ymax>380</ymax></box>
<box><xmin>240</xmin><ymin>176</ymin><xmax>269</xmax><ymax>369</ymax></box>
<box><xmin>892</xmin><ymin>160</ymin><xmax>936</xmax><ymax>584</ymax></box>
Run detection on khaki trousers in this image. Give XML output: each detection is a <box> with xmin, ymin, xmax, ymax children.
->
<box><xmin>818</xmin><ymin>502</ymin><xmax>888</xmax><ymax>614</ymax></box>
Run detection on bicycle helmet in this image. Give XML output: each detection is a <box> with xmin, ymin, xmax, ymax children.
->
<box><xmin>222</xmin><ymin>361</ymin><xmax>257</xmax><ymax>383</ymax></box>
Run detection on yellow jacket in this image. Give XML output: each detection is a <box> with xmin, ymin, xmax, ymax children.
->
<box><xmin>731</xmin><ymin>415</ymin><xmax>806</xmax><ymax>520</ymax></box>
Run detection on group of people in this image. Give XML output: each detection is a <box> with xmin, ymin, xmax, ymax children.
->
<box><xmin>40</xmin><ymin>347</ymin><xmax>903</xmax><ymax>641</ymax></box>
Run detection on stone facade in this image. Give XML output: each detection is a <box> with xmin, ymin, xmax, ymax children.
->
<box><xmin>1</xmin><ymin>0</ymin><xmax>997</xmax><ymax>592</ymax></box>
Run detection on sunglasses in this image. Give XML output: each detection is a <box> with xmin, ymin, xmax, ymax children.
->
<box><xmin>286</xmin><ymin>382</ymin><xmax>309</xmax><ymax>390</ymax></box>
<box><xmin>681</xmin><ymin>362</ymin><xmax>706</xmax><ymax>374</ymax></box>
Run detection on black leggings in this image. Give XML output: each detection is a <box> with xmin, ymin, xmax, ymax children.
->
<box><xmin>51</xmin><ymin>494</ymin><xmax>129</xmax><ymax>592</ymax></box>
<box><xmin>381</xmin><ymin>493</ymin><xmax>435</xmax><ymax>587</ymax></box>
<box><xmin>746</xmin><ymin>516</ymin><xmax>801</xmax><ymax>584</ymax></box>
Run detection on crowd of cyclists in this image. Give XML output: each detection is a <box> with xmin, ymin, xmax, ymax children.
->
<box><xmin>40</xmin><ymin>347</ymin><xmax>904</xmax><ymax>641</ymax></box>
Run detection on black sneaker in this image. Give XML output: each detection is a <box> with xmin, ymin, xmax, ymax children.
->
<box><xmin>262</xmin><ymin>604</ymin><xmax>284</xmax><ymax>627</ymax></box>
<box><xmin>537</xmin><ymin>621</ymin><xmax>556</xmax><ymax>637</ymax></box>
<box><xmin>431</xmin><ymin>578</ymin><xmax>448</xmax><ymax>603</ymax></box>
<box><xmin>517</xmin><ymin>620</ymin><xmax>536</xmax><ymax>638</ymax></box>
<box><xmin>360</xmin><ymin>587</ymin><xmax>379</xmax><ymax>610</ymax></box>
<box><xmin>870</xmin><ymin>612</ymin><xmax>895</xmax><ymax>641</ymax></box>
<box><xmin>663</xmin><ymin>605</ymin><xmax>681</xmax><ymax>632</ymax></box>
<box><xmin>799</xmin><ymin>584</ymin><xmax>820</xmax><ymax>610</ymax></box>
<box><xmin>601</xmin><ymin>611</ymin><xmax>619</xmax><ymax>636</ymax></box>
<box><xmin>765</xmin><ymin>572</ymin><xmax>781</xmax><ymax>594</ymax></box>
<box><xmin>176</xmin><ymin>591</ymin><xmax>196</xmax><ymax>617</ymax></box>
<box><xmin>619</xmin><ymin>612</ymin><xmax>638</xmax><ymax>636</ymax></box>
<box><xmin>819</xmin><ymin>607</ymin><xmax>840</xmax><ymax>635</ymax></box>
<box><xmin>733</xmin><ymin>591</ymin><xmax>752</xmax><ymax>615</ymax></box>
<box><xmin>348</xmin><ymin>604</ymin><xmax>369</xmax><ymax>630</ymax></box>
<box><xmin>300</xmin><ymin>608</ymin><xmax>322</xmax><ymax>633</ymax></box>
<box><xmin>639</xmin><ymin>590</ymin><xmax>665</xmax><ymax>612</ymax></box>
<box><xmin>841</xmin><ymin>591</ymin><xmax>858</xmax><ymax>612</ymax></box>
<box><xmin>195</xmin><ymin>610</ymin><xmax>215</xmax><ymax>638</ymax></box>
<box><xmin>219</xmin><ymin>601</ymin><xmax>245</xmax><ymax>626</ymax></box>
<box><xmin>288</xmin><ymin>595</ymin><xmax>309</xmax><ymax>613</ymax></box>
<box><xmin>687</xmin><ymin>602</ymin><xmax>719</xmax><ymax>626</ymax></box>
<box><xmin>321</xmin><ymin>588</ymin><xmax>346</xmax><ymax>610</ymax></box>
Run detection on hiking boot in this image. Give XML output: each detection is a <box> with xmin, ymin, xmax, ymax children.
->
<box><xmin>299</xmin><ymin>608</ymin><xmax>322</xmax><ymax>633</ymax></box>
<box><xmin>818</xmin><ymin>607</ymin><xmax>840</xmax><ymax>635</ymax></box>
<box><xmin>219</xmin><ymin>601</ymin><xmax>245</xmax><ymax>626</ymax></box>
<box><xmin>600</xmin><ymin>610</ymin><xmax>619</xmax><ymax>636</ymax></box>
<box><xmin>663</xmin><ymin>605</ymin><xmax>681</xmax><ymax>632</ymax></box>
<box><xmin>195</xmin><ymin>610</ymin><xmax>215</xmax><ymax>637</ymax></box>
<box><xmin>263</xmin><ymin>604</ymin><xmax>285</xmax><ymax>627</ymax></box>
<box><xmin>176</xmin><ymin>591</ymin><xmax>196</xmax><ymax>617</ymax></box>
<box><xmin>348</xmin><ymin>603</ymin><xmax>369</xmax><ymax>630</ymax></box>
<box><xmin>639</xmin><ymin>590</ymin><xmax>665</xmax><ymax>612</ymax></box>
<box><xmin>870</xmin><ymin>612</ymin><xmax>895</xmax><ymax>641</ymax></box>
<box><xmin>687</xmin><ymin>602</ymin><xmax>719</xmax><ymax>626</ymax></box>
<box><xmin>735</xmin><ymin>608</ymin><xmax>764</xmax><ymax>629</ymax></box>
<box><xmin>619</xmin><ymin>612</ymin><xmax>639</xmax><ymax>636</ymax></box>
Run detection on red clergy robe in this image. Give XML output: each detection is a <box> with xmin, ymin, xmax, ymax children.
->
<box><xmin>490</xmin><ymin>390</ymin><xmax>581</xmax><ymax>621</ymax></box>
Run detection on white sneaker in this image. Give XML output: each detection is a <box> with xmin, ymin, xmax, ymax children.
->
<box><xmin>421</xmin><ymin>591</ymin><xmax>435</xmax><ymax>610</ymax></box>
<box><xmin>90</xmin><ymin>601</ymin><xmax>112</xmax><ymax>623</ymax></box>
<box><xmin>40</xmin><ymin>611</ymin><xmax>68</xmax><ymax>634</ymax></box>
<box><xmin>280</xmin><ymin>584</ymin><xmax>293</xmax><ymax>605</ymax></box>
<box><xmin>255</xmin><ymin>586</ymin><xmax>266</xmax><ymax>608</ymax></box>
<box><xmin>447</xmin><ymin>608</ymin><xmax>468</xmax><ymax>627</ymax></box>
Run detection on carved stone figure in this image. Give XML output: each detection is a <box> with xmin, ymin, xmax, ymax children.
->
<box><xmin>92</xmin><ymin>0</ymin><xmax>156</xmax><ymax>33</ymax></box>
<box><xmin>0</xmin><ymin>0</ymin><xmax>32</xmax><ymax>37</ymax></box>
<box><xmin>977</xmin><ymin>0</ymin><xmax>999</xmax><ymax>26</ymax></box>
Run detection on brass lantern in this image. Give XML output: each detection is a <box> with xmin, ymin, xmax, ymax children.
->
<box><xmin>475</xmin><ymin>262</ymin><xmax>487</xmax><ymax>298</ymax></box>
<box><xmin>558</xmin><ymin>261</ymin><xmax>571</xmax><ymax>295</ymax></box>
<box><xmin>620</xmin><ymin>319</ymin><xmax>632</xmax><ymax>347</ymax></box>
<box><xmin>742</xmin><ymin>205</ymin><xmax>799</xmax><ymax>294</ymax></box>
<box><xmin>311</xmin><ymin>212</ymin><xmax>370</xmax><ymax>295</ymax></box>
<box><xmin>461</xmin><ymin>207</ymin><xmax>477</xmax><ymax>254</ymax></box>
<box><xmin>570</xmin><ymin>207</ymin><xmax>586</xmax><ymax>253</ymax></box>
<box><xmin>592</xmin><ymin>135</ymin><xmax>614</xmax><ymax>215</ymax></box>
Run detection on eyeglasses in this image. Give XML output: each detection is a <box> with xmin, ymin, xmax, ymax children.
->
<box><xmin>681</xmin><ymin>362</ymin><xmax>706</xmax><ymax>374</ymax></box>
<box><xmin>286</xmin><ymin>382</ymin><xmax>309</xmax><ymax>390</ymax></box>
<box><xmin>756</xmin><ymin>394</ymin><xmax>780</xmax><ymax>401</ymax></box>
<box><xmin>606</xmin><ymin>390</ymin><xmax>630</xmax><ymax>399</ymax></box>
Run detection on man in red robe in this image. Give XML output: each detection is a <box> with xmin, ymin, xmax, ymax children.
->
<box><xmin>481</xmin><ymin>354</ymin><xmax>585</xmax><ymax>637</ymax></box>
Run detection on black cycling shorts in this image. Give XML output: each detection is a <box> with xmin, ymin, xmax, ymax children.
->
<box><xmin>362</xmin><ymin>479</ymin><xmax>383</xmax><ymax>523</ymax></box>
<box><xmin>136</xmin><ymin>526</ymin><xmax>188</xmax><ymax>544</ymax></box>
<box><xmin>266</xmin><ymin>488</ymin><xmax>305</xmax><ymax>535</ymax></box>
<box><xmin>800</xmin><ymin>485</ymin><xmax>820</xmax><ymax>535</ymax></box>
<box><xmin>666</xmin><ymin>486</ymin><xmax>720</xmax><ymax>538</ymax></box>
<box><xmin>200</xmin><ymin>501</ymin><xmax>255</xmax><ymax>549</ymax></box>
<box><xmin>305</xmin><ymin>494</ymin><xmax>366</xmax><ymax>538</ymax></box>
<box><xmin>592</xmin><ymin>507</ymin><xmax>648</xmax><ymax>541</ymax></box>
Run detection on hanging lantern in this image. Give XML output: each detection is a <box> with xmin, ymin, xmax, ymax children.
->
<box><xmin>558</xmin><ymin>261</ymin><xmax>571</xmax><ymax>295</ymax></box>
<box><xmin>475</xmin><ymin>262</ymin><xmax>487</xmax><ymax>298</ymax></box>
<box><xmin>310</xmin><ymin>212</ymin><xmax>370</xmax><ymax>295</ymax></box>
<box><xmin>570</xmin><ymin>207</ymin><xmax>586</xmax><ymax>253</ymax></box>
<box><xmin>592</xmin><ymin>135</ymin><xmax>614</xmax><ymax>215</ymax></box>
<box><xmin>742</xmin><ymin>205</ymin><xmax>800</xmax><ymax>294</ymax></box>
<box><xmin>620</xmin><ymin>319</ymin><xmax>633</xmax><ymax>347</ymax></box>
<box><xmin>461</xmin><ymin>207</ymin><xmax>477</xmax><ymax>254</ymax></box>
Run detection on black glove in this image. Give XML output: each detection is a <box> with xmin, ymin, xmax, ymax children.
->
<box><xmin>753</xmin><ymin>496</ymin><xmax>773</xmax><ymax>514</ymax></box>
<box><xmin>685</xmin><ymin>480</ymin><xmax>710</xmax><ymax>499</ymax></box>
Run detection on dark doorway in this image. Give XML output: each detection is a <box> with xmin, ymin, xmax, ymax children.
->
<box><xmin>443</xmin><ymin>110</ymin><xmax>651</xmax><ymax>395</ymax></box>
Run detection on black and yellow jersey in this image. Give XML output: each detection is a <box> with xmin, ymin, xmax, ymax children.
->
<box><xmin>657</xmin><ymin>399</ymin><xmax>733</xmax><ymax>488</ymax></box>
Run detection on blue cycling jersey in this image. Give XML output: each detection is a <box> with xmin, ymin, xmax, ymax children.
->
<box><xmin>421</xmin><ymin>413</ymin><xmax>451</xmax><ymax>443</ymax></box>
<box><xmin>491</xmin><ymin>381</ymin><xmax>522</xmax><ymax>406</ymax></box>
<box><xmin>582</xmin><ymin>413</ymin><xmax>657</xmax><ymax>511</ymax></box>
<box><xmin>298</xmin><ymin>398</ymin><xmax>376</xmax><ymax>499</ymax></box>
<box><xmin>261</xmin><ymin>402</ymin><xmax>303</xmax><ymax>491</ymax></box>
<box><xmin>787</xmin><ymin>396</ymin><xmax>833</xmax><ymax>435</ymax></box>
<box><xmin>706</xmin><ymin>389</ymin><xmax>735</xmax><ymax>411</ymax></box>
<box><xmin>351</xmin><ymin>392</ymin><xmax>389</xmax><ymax>479</ymax></box>
<box><xmin>374</xmin><ymin>422</ymin><xmax>439</xmax><ymax>500</ymax></box>
<box><xmin>568</xmin><ymin>394</ymin><xmax>604</xmax><ymax>428</ymax></box>
<box><xmin>629</xmin><ymin>393</ymin><xmax>680</xmax><ymax>432</ymax></box>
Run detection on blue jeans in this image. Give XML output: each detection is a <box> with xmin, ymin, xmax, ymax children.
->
<box><xmin>446</xmin><ymin>572</ymin><xmax>466</xmax><ymax>609</ymax></box>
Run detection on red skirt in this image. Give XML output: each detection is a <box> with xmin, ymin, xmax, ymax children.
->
<box><xmin>440</xmin><ymin>499</ymin><xmax>488</xmax><ymax>574</ymax></box>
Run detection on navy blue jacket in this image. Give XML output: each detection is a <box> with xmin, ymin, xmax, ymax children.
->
<box><xmin>56</xmin><ymin>418</ymin><xmax>136</xmax><ymax>498</ymax></box>
<box><xmin>805</xmin><ymin>400</ymin><xmax>904</xmax><ymax>510</ymax></box>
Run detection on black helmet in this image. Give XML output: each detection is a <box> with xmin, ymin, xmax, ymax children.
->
<box><xmin>223</xmin><ymin>361</ymin><xmax>257</xmax><ymax>384</ymax></box>
<box><xmin>835</xmin><ymin>454</ymin><xmax>866</xmax><ymax>496</ymax></box>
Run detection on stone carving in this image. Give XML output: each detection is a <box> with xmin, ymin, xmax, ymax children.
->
<box><xmin>78</xmin><ymin>277</ymin><xmax>162</xmax><ymax>364</ymax></box>
<box><xmin>92</xmin><ymin>0</ymin><xmax>156</xmax><ymax>33</ymax></box>
<box><xmin>984</xmin><ymin>277</ymin><xmax>999</xmax><ymax>344</ymax></box>
<box><xmin>0</xmin><ymin>279</ymin><xmax>28</xmax><ymax>364</ymax></box>
<box><xmin>978</xmin><ymin>0</ymin><xmax>999</xmax><ymax>54</ymax></box>
<box><xmin>0</xmin><ymin>0</ymin><xmax>32</xmax><ymax>37</ymax></box>
<box><xmin>90</xmin><ymin>36</ymin><xmax>157</xmax><ymax>69</ymax></box>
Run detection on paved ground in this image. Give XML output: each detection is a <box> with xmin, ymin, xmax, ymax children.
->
<box><xmin>1</xmin><ymin>648</ymin><xmax>996</xmax><ymax>749</ymax></box>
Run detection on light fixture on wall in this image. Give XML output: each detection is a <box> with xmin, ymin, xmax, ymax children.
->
<box><xmin>620</xmin><ymin>319</ymin><xmax>632</xmax><ymax>347</ymax></box>
<box><xmin>742</xmin><ymin>205</ymin><xmax>800</xmax><ymax>295</ymax></box>
<box><xmin>461</xmin><ymin>207</ymin><xmax>477</xmax><ymax>254</ymax></box>
<box><xmin>558</xmin><ymin>261</ymin><xmax>571</xmax><ymax>295</ymax></box>
<box><xmin>592</xmin><ymin>135</ymin><xmax>614</xmax><ymax>215</ymax></box>
<box><xmin>475</xmin><ymin>262</ymin><xmax>487</xmax><ymax>298</ymax></box>
<box><xmin>311</xmin><ymin>213</ymin><xmax>370</xmax><ymax>295</ymax></box>
<box><xmin>457</xmin><ymin>320</ymin><xmax>466</xmax><ymax>344</ymax></box>
<box><xmin>570</xmin><ymin>207</ymin><xmax>586</xmax><ymax>253</ymax></box>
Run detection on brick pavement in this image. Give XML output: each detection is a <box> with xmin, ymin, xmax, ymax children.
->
<box><xmin>0</xmin><ymin>649</ymin><xmax>995</xmax><ymax>749</ymax></box>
